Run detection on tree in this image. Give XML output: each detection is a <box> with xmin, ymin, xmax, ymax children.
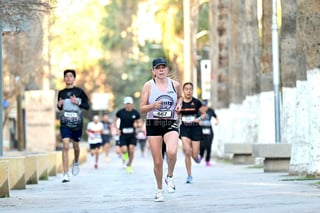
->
<box><xmin>280</xmin><ymin>0</ymin><xmax>297</xmax><ymax>88</ymax></box>
<box><xmin>100</xmin><ymin>0</ymin><xmax>166</xmax><ymax>111</ymax></box>
<box><xmin>1</xmin><ymin>0</ymin><xmax>56</xmax><ymax>150</ymax></box>
<box><xmin>0</xmin><ymin>0</ymin><xmax>55</xmax><ymax>30</ymax></box>
<box><xmin>49</xmin><ymin>0</ymin><xmax>114</xmax><ymax>118</ymax></box>
<box><xmin>1</xmin><ymin>0</ymin><xmax>56</xmax><ymax>125</ymax></box>
<box><xmin>260</xmin><ymin>0</ymin><xmax>273</xmax><ymax>92</ymax></box>
<box><xmin>290</xmin><ymin>0</ymin><xmax>320</xmax><ymax>176</ymax></box>
<box><xmin>154</xmin><ymin>0</ymin><xmax>184</xmax><ymax>80</ymax></box>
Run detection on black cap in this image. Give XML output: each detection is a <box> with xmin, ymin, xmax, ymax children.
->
<box><xmin>63</xmin><ymin>69</ymin><xmax>76</xmax><ymax>78</ymax></box>
<box><xmin>202</xmin><ymin>99</ymin><xmax>208</xmax><ymax>106</ymax></box>
<box><xmin>152</xmin><ymin>58</ymin><xmax>167</xmax><ymax>68</ymax></box>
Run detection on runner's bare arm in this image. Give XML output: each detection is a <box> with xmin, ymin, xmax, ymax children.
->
<box><xmin>140</xmin><ymin>81</ymin><xmax>159</xmax><ymax>113</ymax></box>
<box><xmin>173</xmin><ymin>80</ymin><xmax>183</xmax><ymax>112</ymax></box>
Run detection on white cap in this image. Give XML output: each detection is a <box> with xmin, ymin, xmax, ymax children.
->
<box><xmin>123</xmin><ymin>96</ymin><xmax>133</xmax><ymax>104</ymax></box>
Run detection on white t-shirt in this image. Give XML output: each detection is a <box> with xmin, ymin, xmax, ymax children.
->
<box><xmin>87</xmin><ymin>121</ymin><xmax>103</xmax><ymax>144</ymax></box>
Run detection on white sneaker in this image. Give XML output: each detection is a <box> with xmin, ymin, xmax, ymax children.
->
<box><xmin>62</xmin><ymin>173</ymin><xmax>70</xmax><ymax>183</ymax></box>
<box><xmin>154</xmin><ymin>189</ymin><xmax>164</xmax><ymax>202</ymax></box>
<box><xmin>165</xmin><ymin>176</ymin><xmax>176</xmax><ymax>193</ymax></box>
<box><xmin>72</xmin><ymin>161</ymin><xmax>80</xmax><ymax>176</ymax></box>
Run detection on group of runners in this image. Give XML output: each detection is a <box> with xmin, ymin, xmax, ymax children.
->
<box><xmin>57</xmin><ymin>58</ymin><xmax>219</xmax><ymax>201</ymax></box>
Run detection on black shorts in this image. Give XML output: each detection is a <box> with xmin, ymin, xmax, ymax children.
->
<box><xmin>119</xmin><ymin>134</ymin><xmax>137</xmax><ymax>146</ymax></box>
<box><xmin>60</xmin><ymin>126</ymin><xmax>82</xmax><ymax>142</ymax></box>
<box><xmin>101</xmin><ymin>135</ymin><xmax>111</xmax><ymax>145</ymax></box>
<box><xmin>146</xmin><ymin>119</ymin><xmax>179</xmax><ymax>137</ymax></box>
<box><xmin>89</xmin><ymin>143</ymin><xmax>101</xmax><ymax>150</ymax></box>
<box><xmin>179</xmin><ymin>124</ymin><xmax>203</xmax><ymax>141</ymax></box>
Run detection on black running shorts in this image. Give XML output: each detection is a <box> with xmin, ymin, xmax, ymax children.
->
<box><xmin>146</xmin><ymin>119</ymin><xmax>179</xmax><ymax>137</ymax></box>
<box><xmin>179</xmin><ymin>124</ymin><xmax>203</xmax><ymax>141</ymax></box>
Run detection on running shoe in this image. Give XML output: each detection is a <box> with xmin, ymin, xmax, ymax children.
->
<box><xmin>194</xmin><ymin>154</ymin><xmax>201</xmax><ymax>164</ymax></box>
<box><xmin>72</xmin><ymin>161</ymin><xmax>80</xmax><ymax>176</ymax></box>
<box><xmin>206</xmin><ymin>161</ymin><xmax>212</xmax><ymax>167</ymax></box>
<box><xmin>186</xmin><ymin>175</ymin><xmax>193</xmax><ymax>184</ymax></box>
<box><xmin>154</xmin><ymin>189</ymin><xmax>164</xmax><ymax>202</ymax></box>
<box><xmin>126</xmin><ymin>166</ymin><xmax>133</xmax><ymax>174</ymax></box>
<box><xmin>165</xmin><ymin>176</ymin><xmax>176</xmax><ymax>193</ymax></box>
<box><xmin>94</xmin><ymin>164</ymin><xmax>98</xmax><ymax>169</ymax></box>
<box><xmin>62</xmin><ymin>173</ymin><xmax>70</xmax><ymax>183</ymax></box>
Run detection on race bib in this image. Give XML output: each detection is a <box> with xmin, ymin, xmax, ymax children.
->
<box><xmin>102</xmin><ymin>129</ymin><xmax>110</xmax><ymax>135</ymax></box>
<box><xmin>181</xmin><ymin>115</ymin><xmax>196</xmax><ymax>123</ymax></box>
<box><xmin>153</xmin><ymin>110</ymin><xmax>173</xmax><ymax>118</ymax></box>
<box><xmin>60</xmin><ymin>110</ymin><xmax>82</xmax><ymax>130</ymax></box>
<box><xmin>93</xmin><ymin>132</ymin><xmax>101</xmax><ymax>139</ymax></box>
<box><xmin>122</xmin><ymin>128</ymin><xmax>134</xmax><ymax>134</ymax></box>
<box><xmin>64</xmin><ymin>112</ymin><xmax>78</xmax><ymax>118</ymax></box>
<box><xmin>202</xmin><ymin>128</ymin><xmax>211</xmax><ymax>135</ymax></box>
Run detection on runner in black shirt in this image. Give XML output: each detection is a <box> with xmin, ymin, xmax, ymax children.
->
<box><xmin>179</xmin><ymin>82</ymin><xmax>206</xmax><ymax>184</ymax></box>
<box><xmin>199</xmin><ymin>99</ymin><xmax>219</xmax><ymax>167</ymax></box>
<box><xmin>113</xmin><ymin>96</ymin><xmax>141</xmax><ymax>174</ymax></box>
<box><xmin>57</xmin><ymin>69</ymin><xmax>89</xmax><ymax>183</ymax></box>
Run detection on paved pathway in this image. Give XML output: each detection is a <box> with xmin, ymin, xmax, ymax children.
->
<box><xmin>1</xmin><ymin>146</ymin><xmax>320</xmax><ymax>213</ymax></box>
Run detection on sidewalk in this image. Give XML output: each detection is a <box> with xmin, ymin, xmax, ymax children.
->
<box><xmin>1</xmin><ymin>147</ymin><xmax>319</xmax><ymax>213</ymax></box>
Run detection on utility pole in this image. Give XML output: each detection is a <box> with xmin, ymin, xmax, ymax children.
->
<box><xmin>183</xmin><ymin>0</ymin><xmax>192</xmax><ymax>84</ymax></box>
<box><xmin>0</xmin><ymin>25</ymin><xmax>3</xmax><ymax>156</ymax></box>
<box><xmin>272</xmin><ymin>0</ymin><xmax>281</xmax><ymax>143</ymax></box>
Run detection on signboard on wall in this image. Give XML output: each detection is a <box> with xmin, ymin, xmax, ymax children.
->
<box><xmin>200</xmin><ymin>60</ymin><xmax>211</xmax><ymax>100</ymax></box>
<box><xmin>91</xmin><ymin>93</ymin><xmax>110</xmax><ymax>111</ymax></box>
<box><xmin>25</xmin><ymin>90</ymin><xmax>56</xmax><ymax>152</ymax></box>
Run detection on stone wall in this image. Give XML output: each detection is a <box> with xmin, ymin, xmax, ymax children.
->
<box><xmin>213</xmin><ymin>69</ymin><xmax>320</xmax><ymax>175</ymax></box>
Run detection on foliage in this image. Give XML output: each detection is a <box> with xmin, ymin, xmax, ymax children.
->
<box><xmin>101</xmin><ymin>0</ymin><xmax>137</xmax><ymax>51</ymax></box>
<box><xmin>100</xmin><ymin>0</ymin><xmax>166</xmax><ymax>111</ymax></box>
<box><xmin>0</xmin><ymin>0</ymin><xmax>56</xmax><ymax>31</ymax></box>
<box><xmin>50</xmin><ymin>0</ymin><xmax>109</xmax><ymax>92</ymax></box>
<box><xmin>197</xmin><ymin>2</ymin><xmax>209</xmax><ymax>47</ymax></box>
<box><xmin>1</xmin><ymin>0</ymin><xmax>56</xmax><ymax>128</ymax></box>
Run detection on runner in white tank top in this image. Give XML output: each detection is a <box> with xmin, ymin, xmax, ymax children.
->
<box><xmin>146</xmin><ymin>78</ymin><xmax>178</xmax><ymax>120</ymax></box>
<box><xmin>140</xmin><ymin>58</ymin><xmax>182</xmax><ymax>202</ymax></box>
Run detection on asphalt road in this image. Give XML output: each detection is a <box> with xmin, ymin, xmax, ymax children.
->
<box><xmin>1</xmin><ymin>146</ymin><xmax>320</xmax><ymax>213</ymax></box>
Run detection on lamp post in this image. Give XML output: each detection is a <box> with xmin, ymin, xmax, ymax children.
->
<box><xmin>0</xmin><ymin>24</ymin><xmax>3</xmax><ymax>156</ymax></box>
<box><xmin>183</xmin><ymin>0</ymin><xmax>192</xmax><ymax>85</ymax></box>
<box><xmin>272</xmin><ymin>0</ymin><xmax>281</xmax><ymax>143</ymax></box>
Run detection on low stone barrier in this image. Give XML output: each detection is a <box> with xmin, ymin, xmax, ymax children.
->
<box><xmin>0</xmin><ymin>156</ymin><xmax>26</xmax><ymax>189</ymax></box>
<box><xmin>36</xmin><ymin>154</ymin><xmax>49</xmax><ymax>181</ymax></box>
<box><xmin>224</xmin><ymin>143</ymin><xmax>255</xmax><ymax>164</ymax></box>
<box><xmin>24</xmin><ymin>153</ymin><xmax>49</xmax><ymax>184</ymax></box>
<box><xmin>48</xmin><ymin>152</ymin><xmax>57</xmax><ymax>176</ymax></box>
<box><xmin>252</xmin><ymin>144</ymin><xmax>291</xmax><ymax>172</ymax></box>
<box><xmin>0</xmin><ymin>160</ymin><xmax>10</xmax><ymax>197</ymax></box>
<box><xmin>0</xmin><ymin>142</ymin><xmax>88</xmax><ymax>198</ymax></box>
<box><xmin>25</xmin><ymin>155</ymin><xmax>39</xmax><ymax>184</ymax></box>
<box><xmin>56</xmin><ymin>151</ymin><xmax>63</xmax><ymax>173</ymax></box>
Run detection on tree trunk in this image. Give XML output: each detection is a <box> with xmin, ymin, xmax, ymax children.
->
<box><xmin>280</xmin><ymin>1</ymin><xmax>297</xmax><ymax>146</ymax></box>
<box><xmin>292</xmin><ymin>0</ymin><xmax>320</xmax><ymax>175</ymax></box>
<box><xmin>229</xmin><ymin>0</ymin><xmax>245</xmax><ymax>104</ymax></box>
<box><xmin>281</xmin><ymin>0</ymin><xmax>297</xmax><ymax>87</ymax></box>
<box><xmin>213</xmin><ymin>0</ymin><xmax>230</xmax><ymax>108</ymax></box>
<box><xmin>208</xmin><ymin>0</ymin><xmax>219</xmax><ymax>107</ymax></box>
<box><xmin>190</xmin><ymin>0</ymin><xmax>200</xmax><ymax>93</ymax></box>
<box><xmin>244</xmin><ymin>0</ymin><xmax>260</xmax><ymax>96</ymax></box>
<box><xmin>296</xmin><ymin>0</ymin><xmax>320</xmax><ymax>71</ymax></box>
<box><xmin>260</xmin><ymin>0</ymin><xmax>273</xmax><ymax>92</ymax></box>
